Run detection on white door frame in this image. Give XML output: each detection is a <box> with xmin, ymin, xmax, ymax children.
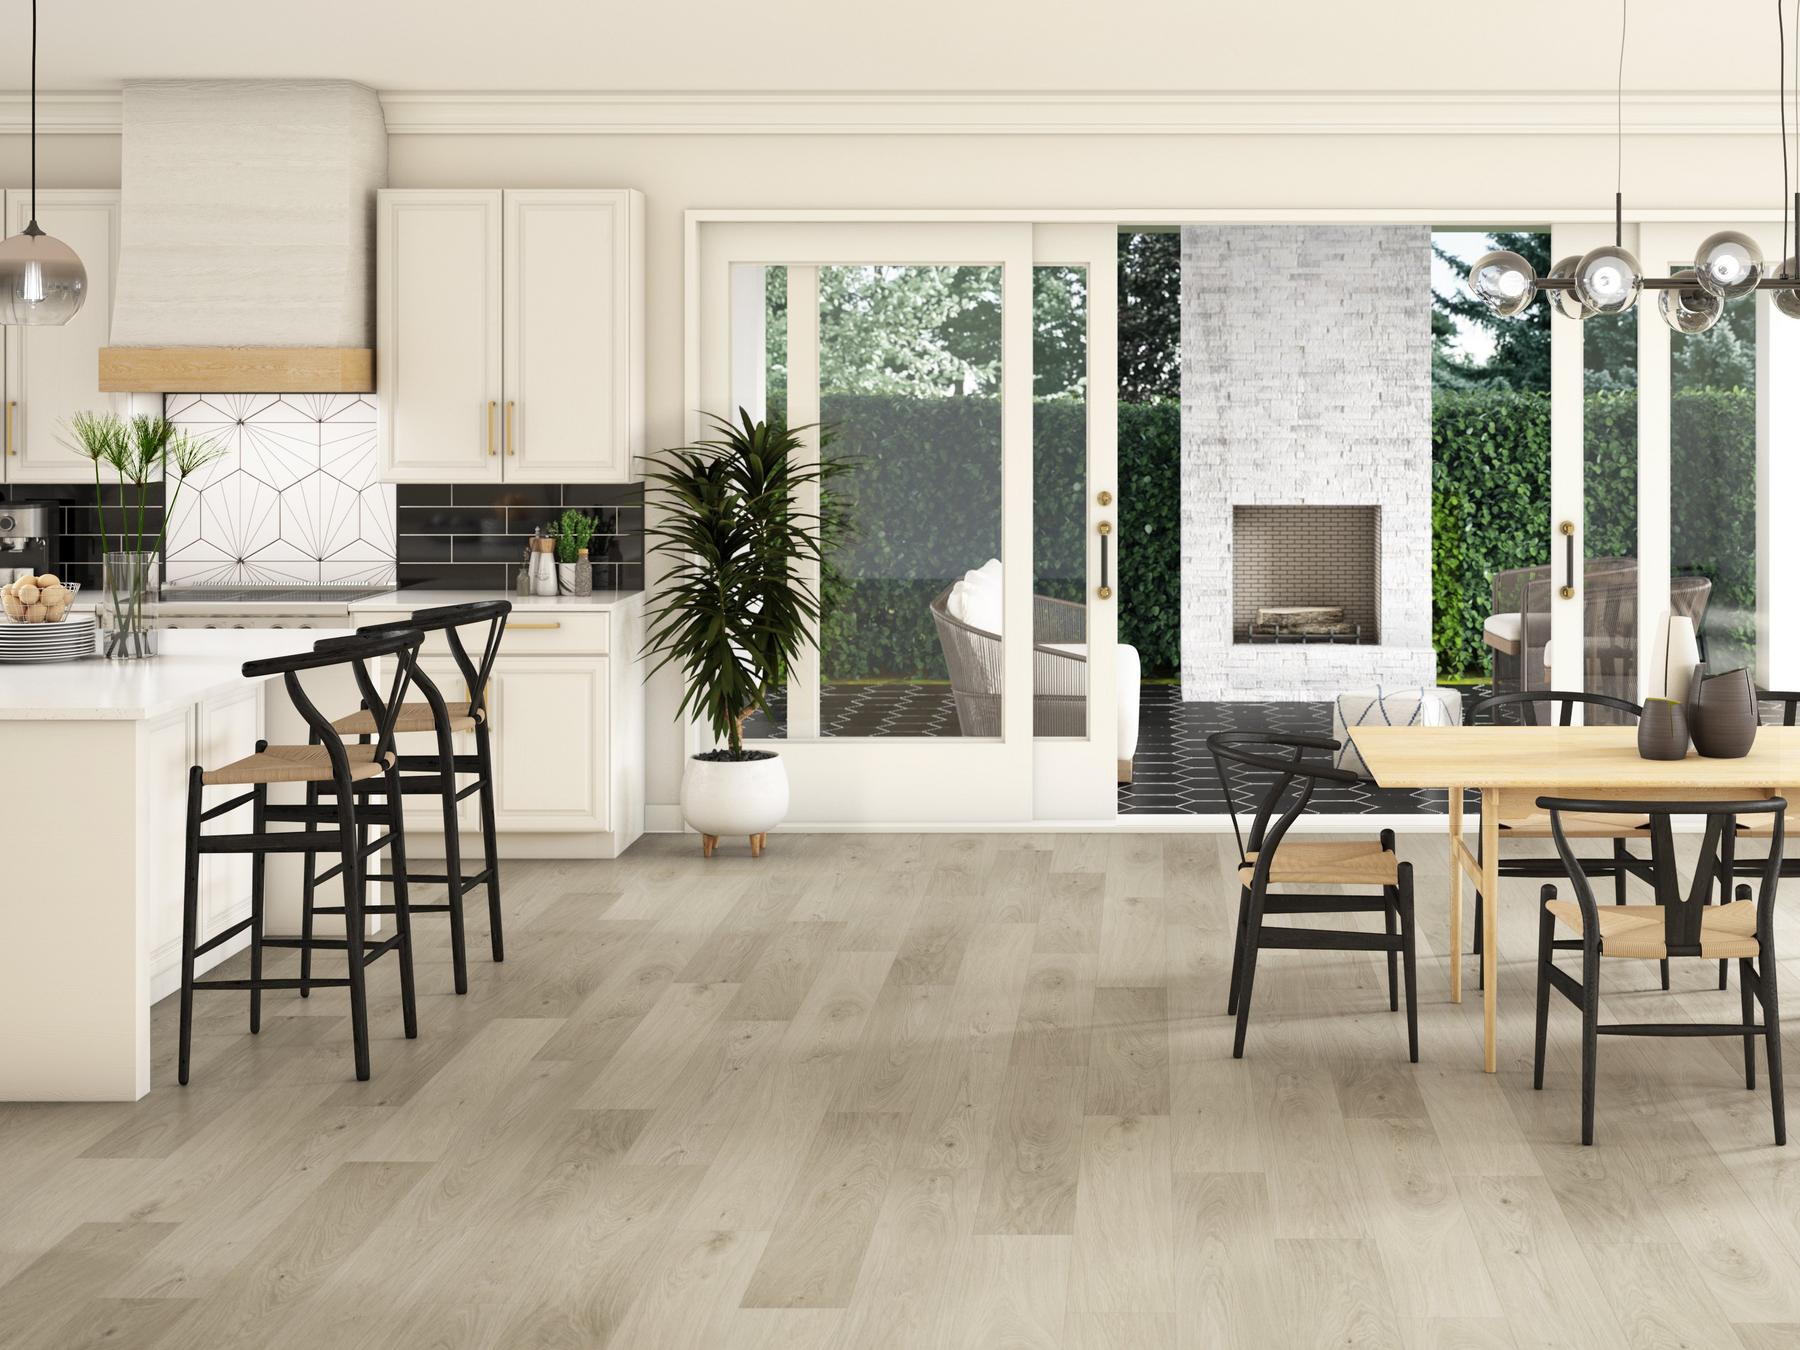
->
<box><xmin>694</xmin><ymin>220</ymin><xmax>1039</xmax><ymax>824</ymax></box>
<box><xmin>681</xmin><ymin>207</ymin><xmax>1793</xmax><ymax>832</ymax></box>
<box><xmin>1032</xmin><ymin>223</ymin><xmax>1119</xmax><ymax>822</ymax></box>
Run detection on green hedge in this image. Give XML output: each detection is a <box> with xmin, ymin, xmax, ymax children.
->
<box><xmin>812</xmin><ymin>393</ymin><xmax>1183</xmax><ymax>680</ymax></box>
<box><xmin>805</xmin><ymin>385</ymin><xmax>1750</xmax><ymax>686</ymax></box>
<box><xmin>1433</xmin><ymin>386</ymin><xmax>1754</xmax><ymax>678</ymax></box>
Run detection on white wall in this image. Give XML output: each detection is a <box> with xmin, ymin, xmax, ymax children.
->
<box><xmin>4</xmin><ymin>116</ymin><xmax>1792</xmax><ymax>822</ymax></box>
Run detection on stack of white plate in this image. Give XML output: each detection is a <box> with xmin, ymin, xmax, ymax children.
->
<box><xmin>0</xmin><ymin>613</ymin><xmax>98</xmax><ymax>662</ymax></box>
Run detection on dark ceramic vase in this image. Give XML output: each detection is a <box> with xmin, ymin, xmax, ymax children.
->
<box><xmin>1636</xmin><ymin>698</ymin><xmax>1689</xmax><ymax>760</ymax></box>
<box><xmin>1686</xmin><ymin>663</ymin><xmax>1759</xmax><ymax>759</ymax></box>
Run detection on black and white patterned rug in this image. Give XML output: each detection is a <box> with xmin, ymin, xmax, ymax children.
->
<box><xmin>744</xmin><ymin>682</ymin><xmax>1484</xmax><ymax>816</ymax></box>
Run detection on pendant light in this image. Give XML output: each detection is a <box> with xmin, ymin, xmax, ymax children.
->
<box><xmin>0</xmin><ymin>0</ymin><xmax>84</xmax><ymax>325</ymax></box>
<box><xmin>1468</xmin><ymin>0</ymin><xmax>1800</xmax><ymax>326</ymax></box>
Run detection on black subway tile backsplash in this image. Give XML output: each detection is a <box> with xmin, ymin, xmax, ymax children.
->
<box><xmin>394</xmin><ymin>481</ymin><xmax>644</xmax><ymax>593</ymax></box>
<box><xmin>0</xmin><ymin>482</ymin><xmax>166</xmax><ymax>590</ymax></box>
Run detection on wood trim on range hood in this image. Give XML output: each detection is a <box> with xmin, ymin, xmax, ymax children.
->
<box><xmin>98</xmin><ymin>347</ymin><xmax>374</xmax><ymax>394</ymax></box>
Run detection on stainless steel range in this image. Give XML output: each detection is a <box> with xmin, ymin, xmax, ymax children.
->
<box><xmin>157</xmin><ymin>584</ymin><xmax>394</xmax><ymax>629</ymax></box>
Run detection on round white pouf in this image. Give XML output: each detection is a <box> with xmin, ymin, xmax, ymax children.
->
<box><xmin>1331</xmin><ymin>685</ymin><xmax>1462</xmax><ymax>778</ymax></box>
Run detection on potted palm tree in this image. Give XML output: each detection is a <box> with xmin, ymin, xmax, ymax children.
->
<box><xmin>642</xmin><ymin>411</ymin><xmax>842</xmax><ymax>857</ymax></box>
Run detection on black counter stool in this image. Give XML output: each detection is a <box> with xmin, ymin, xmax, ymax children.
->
<box><xmin>307</xmin><ymin>600</ymin><xmax>511</xmax><ymax>996</ymax></box>
<box><xmin>179</xmin><ymin>628</ymin><xmax>424</xmax><ymax>1085</ymax></box>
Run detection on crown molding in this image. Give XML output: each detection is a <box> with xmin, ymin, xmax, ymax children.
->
<box><xmin>0</xmin><ymin>91</ymin><xmax>125</xmax><ymax>132</ymax></box>
<box><xmin>0</xmin><ymin>88</ymin><xmax>1791</xmax><ymax>137</ymax></box>
<box><xmin>374</xmin><ymin>89</ymin><xmax>1796</xmax><ymax>136</ymax></box>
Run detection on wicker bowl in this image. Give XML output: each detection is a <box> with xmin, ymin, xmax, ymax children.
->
<box><xmin>1</xmin><ymin>576</ymin><xmax>80</xmax><ymax>623</ymax></box>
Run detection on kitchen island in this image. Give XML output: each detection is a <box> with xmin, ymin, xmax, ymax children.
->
<box><xmin>0</xmin><ymin>628</ymin><xmax>350</xmax><ymax>1101</ymax></box>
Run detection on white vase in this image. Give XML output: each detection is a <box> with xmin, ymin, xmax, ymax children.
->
<box><xmin>557</xmin><ymin>562</ymin><xmax>577</xmax><ymax>594</ymax></box>
<box><xmin>680</xmin><ymin>751</ymin><xmax>789</xmax><ymax>856</ymax></box>
<box><xmin>1649</xmin><ymin>612</ymin><xmax>1703</xmax><ymax>702</ymax></box>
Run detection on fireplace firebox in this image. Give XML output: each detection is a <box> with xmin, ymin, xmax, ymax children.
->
<box><xmin>1231</xmin><ymin>505</ymin><xmax>1380</xmax><ymax>645</ymax></box>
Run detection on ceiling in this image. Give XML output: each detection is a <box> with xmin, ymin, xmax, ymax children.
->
<box><xmin>4</xmin><ymin>0</ymin><xmax>1786</xmax><ymax>96</ymax></box>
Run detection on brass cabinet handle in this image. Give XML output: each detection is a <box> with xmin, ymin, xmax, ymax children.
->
<box><xmin>1097</xmin><ymin>520</ymin><xmax>1113</xmax><ymax>600</ymax></box>
<box><xmin>506</xmin><ymin>621</ymin><xmax>561</xmax><ymax>630</ymax></box>
<box><xmin>506</xmin><ymin>400</ymin><xmax>517</xmax><ymax>456</ymax></box>
<box><xmin>486</xmin><ymin>400</ymin><xmax>497</xmax><ymax>456</ymax></box>
<box><xmin>6</xmin><ymin>400</ymin><xmax>14</xmax><ymax>456</ymax></box>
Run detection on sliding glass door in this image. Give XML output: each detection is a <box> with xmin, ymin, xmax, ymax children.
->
<box><xmin>695</xmin><ymin>220</ymin><xmax>1117</xmax><ymax>823</ymax></box>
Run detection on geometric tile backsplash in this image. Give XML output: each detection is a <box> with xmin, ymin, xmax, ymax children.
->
<box><xmin>162</xmin><ymin>393</ymin><xmax>397</xmax><ymax>587</ymax></box>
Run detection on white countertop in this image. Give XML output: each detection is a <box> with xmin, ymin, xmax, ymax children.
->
<box><xmin>0</xmin><ymin>628</ymin><xmax>352</xmax><ymax>721</ymax></box>
<box><xmin>348</xmin><ymin>588</ymin><xmax>643</xmax><ymax>614</ymax></box>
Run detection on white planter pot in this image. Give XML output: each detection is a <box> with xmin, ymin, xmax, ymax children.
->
<box><xmin>681</xmin><ymin>751</ymin><xmax>789</xmax><ymax>856</ymax></box>
<box><xmin>557</xmin><ymin>562</ymin><xmax>577</xmax><ymax>594</ymax></box>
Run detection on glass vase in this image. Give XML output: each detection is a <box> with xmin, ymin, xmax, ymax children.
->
<box><xmin>101</xmin><ymin>551</ymin><xmax>158</xmax><ymax>660</ymax></box>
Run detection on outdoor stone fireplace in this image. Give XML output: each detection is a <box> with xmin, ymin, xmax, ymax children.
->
<box><xmin>1179</xmin><ymin>224</ymin><xmax>1437</xmax><ymax>700</ymax></box>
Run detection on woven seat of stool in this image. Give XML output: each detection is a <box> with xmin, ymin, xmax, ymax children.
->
<box><xmin>202</xmin><ymin>743</ymin><xmax>394</xmax><ymax>787</ymax></box>
<box><xmin>332</xmin><ymin>701</ymin><xmax>484</xmax><ymax>736</ymax></box>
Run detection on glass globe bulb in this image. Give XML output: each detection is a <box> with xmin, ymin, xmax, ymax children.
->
<box><xmin>1468</xmin><ymin>249</ymin><xmax>1537</xmax><ymax>317</ymax></box>
<box><xmin>1694</xmin><ymin>230</ymin><xmax>1765</xmax><ymax>299</ymax></box>
<box><xmin>0</xmin><ymin>228</ymin><xmax>85</xmax><ymax>325</ymax></box>
<box><xmin>1774</xmin><ymin>258</ymin><xmax>1800</xmax><ymax>320</ymax></box>
<box><xmin>1545</xmin><ymin>255</ymin><xmax>1593</xmax><ymax>320</ymax></box>
<box><xmin>1574</xmin><ymin>244</ymin><xmax>1642</xmax><ymax>315</ymax></box>
<box><xmin>1658</xmin><ymin>268</ymin><xmax>1724</xmax><ymax>334</ymax></box>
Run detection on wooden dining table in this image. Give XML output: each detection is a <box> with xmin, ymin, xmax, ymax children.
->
<box><xmin>1348</xmin><ymin>724</ymin><xmax>1800</xmax><ymax>1073</ymax></box>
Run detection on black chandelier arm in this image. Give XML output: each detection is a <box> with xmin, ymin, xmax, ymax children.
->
<box><xmin>1529</xmin><ymin>274</ymin><xmax>1800</xmax><ymax>293</ymax></box>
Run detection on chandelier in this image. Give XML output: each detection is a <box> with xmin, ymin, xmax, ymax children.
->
<box><xmin>1469</xmin><ymin>0</ymin><xmax>1800</xmax><ymax>332</ymax></box>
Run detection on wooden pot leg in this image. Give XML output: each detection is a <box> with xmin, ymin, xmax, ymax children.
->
<box><xmin>749</xmin><ymin>833</ymin><xmax>763</xmax><ymax>858</ymax></box>
<box><xmin>701</xmin><ymin>834</ymin><xmax>718</xmax><ymax>858</ymax></box>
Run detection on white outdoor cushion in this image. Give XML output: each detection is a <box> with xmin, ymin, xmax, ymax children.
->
<box><xmin>1333</xmin><ymin>685</ymin><xmax>1462</xmax><ymax>777</ymax></box>
<box><xmin>1483</xmin><ymin>612</ymin><xmax>1523</xmax><ymax>648</ymax></box>
<box><xmin>949</xmin><ymin>558</ymin><xmax>1004</xmax><ymax>635</ymax></box>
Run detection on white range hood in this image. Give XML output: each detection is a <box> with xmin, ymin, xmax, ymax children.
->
<box><xmin>101</xmin><ymin>79</ymin><xmax>386</xmax><ymax>393</ymax></box>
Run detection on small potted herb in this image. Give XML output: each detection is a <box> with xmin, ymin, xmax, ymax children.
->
<box><xmin>549</xmin><ymin>508</ymin><xmax>597</xmax><ymax>595</ymax></box>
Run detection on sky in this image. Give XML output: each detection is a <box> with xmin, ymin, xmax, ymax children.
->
<box><xmin>1431</xmin><ymin>230</ymin><xmax>1500</xmax><ymax>364</ymax></box>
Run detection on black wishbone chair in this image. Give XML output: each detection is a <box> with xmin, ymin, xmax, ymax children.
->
<box><xmin>180</xmin><ymin>628</ymin><xmax>424</xmax><ymax>1085</ymax></box>
<box><xmin>1716</xmin><ymin>689</ymin><xmax>1800</xmax><ymax>890</ymax></box>
<box><xmin>1534</xmin><ymin>796</ymin><xmax>1786</xmax><ymax>1146</ymax></box>
<box><xmin>1466</xmin><ymin>690</ymin><xmax>1659</xmax><ymax>987</ymax></box>
<box><xmin>1210</xmin><ymin>732</ymin><xmax>1418</xmax><ymax>1062</ymax></box>
<box><xmin>307</xmin><ymin>600</ymin><xmax>511</xmax><ymax>996</ymax></box>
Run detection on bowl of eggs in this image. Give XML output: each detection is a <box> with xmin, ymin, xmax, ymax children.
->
<box><xmin>1</xmin><ymin>573</ymin><xmax>79</xmax><ymax>623</ymax></box>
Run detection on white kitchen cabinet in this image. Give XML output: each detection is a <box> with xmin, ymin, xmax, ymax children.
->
<box><xmin>487</xmin><ymin>654</ymin><xmax>608</xmax><ymax>830</ymax></box>
<box><xmin>3</xmin><ymin>189</ymin><xmax>123</xmax><ymax>482</ymax></box>
<box><xmin>376</xmin><ymin>190</ymin><xmax>504</xmax><ymax>483</ymax></box>
<box><xmin>347</xmin><ymin>592</ymin><xmax>645</xmax><ymax>859</ymax></box>
<box><xmin>377</xmin><ymin>188</ymin><xmax>643</xmax><ymax>485</ymax></box>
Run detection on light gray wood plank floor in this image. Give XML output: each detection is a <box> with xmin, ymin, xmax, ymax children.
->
<box><xmin>3</xmin><ymin>830</ymin><xmax>1797</xmax><ymax>1349</ymax></box>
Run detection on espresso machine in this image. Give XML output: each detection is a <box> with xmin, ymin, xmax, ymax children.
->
<box><xmin>0</xmin><ymin>502</ymin><xmax>58</xmax><ymax>581</ymax></box>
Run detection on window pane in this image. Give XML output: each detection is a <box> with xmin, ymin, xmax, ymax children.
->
<box><xmin>818</xmin><ymin>264</ymin><xmax>1004</xmax><ymax>738</ymax></box>
<box><xmin>1583</xmin><ymin>306</ymin><xmax>1638</xmax><ymax>715</ymax></box>
<box><xmin>1034</xmin><ymin>264</ymin><xmax>1088</xmax><ymax>739</ymax></box>
<box><xmin>740</xmin><ymin>264</ymin><xmax>788</xmax><ymax>740</ymax></box>
<box><xmin>1671</xmin><ymin>286</ymin><xmax>1756</xmax><ymax>678</ymax></box>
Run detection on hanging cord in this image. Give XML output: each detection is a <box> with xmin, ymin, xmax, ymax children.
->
<box><xmin>1782</xmin><ymin>0</ymin><xmax>1789</xmax><ymax>274</ymax></box>
<box><xmin>25</xmin><ymin>0</ymin><xmax>38</xmax><ymax>234</ymax></box>
<box><xmin>1792</xmin><ymin>0</ymin><xmax>1798</xmax><ymax>266</ymax></box>
<box><xmin>1614</xmin><ymin>0</ymin><xmax>1627</xmax><ymax>246</ymax></box>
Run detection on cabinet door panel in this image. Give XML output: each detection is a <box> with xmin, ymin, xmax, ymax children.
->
<box><xmin>487</xmin><ymin>656</ymin><xmax>608</xmax><ymax>830</ymax></box>
<box><xmin>5</xmin><ymin>190</ymin><xmax>122</xmax><ymax>482</ymax></box>
<box><xmin>503</xmin><ymin>190</ymin><xmax>638</xmax><ymax>482</ymax></box>
<box><xmin>378</xmin><ymin>190</ymin><xmax>503</xmax><ymax>482</ymax></box>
